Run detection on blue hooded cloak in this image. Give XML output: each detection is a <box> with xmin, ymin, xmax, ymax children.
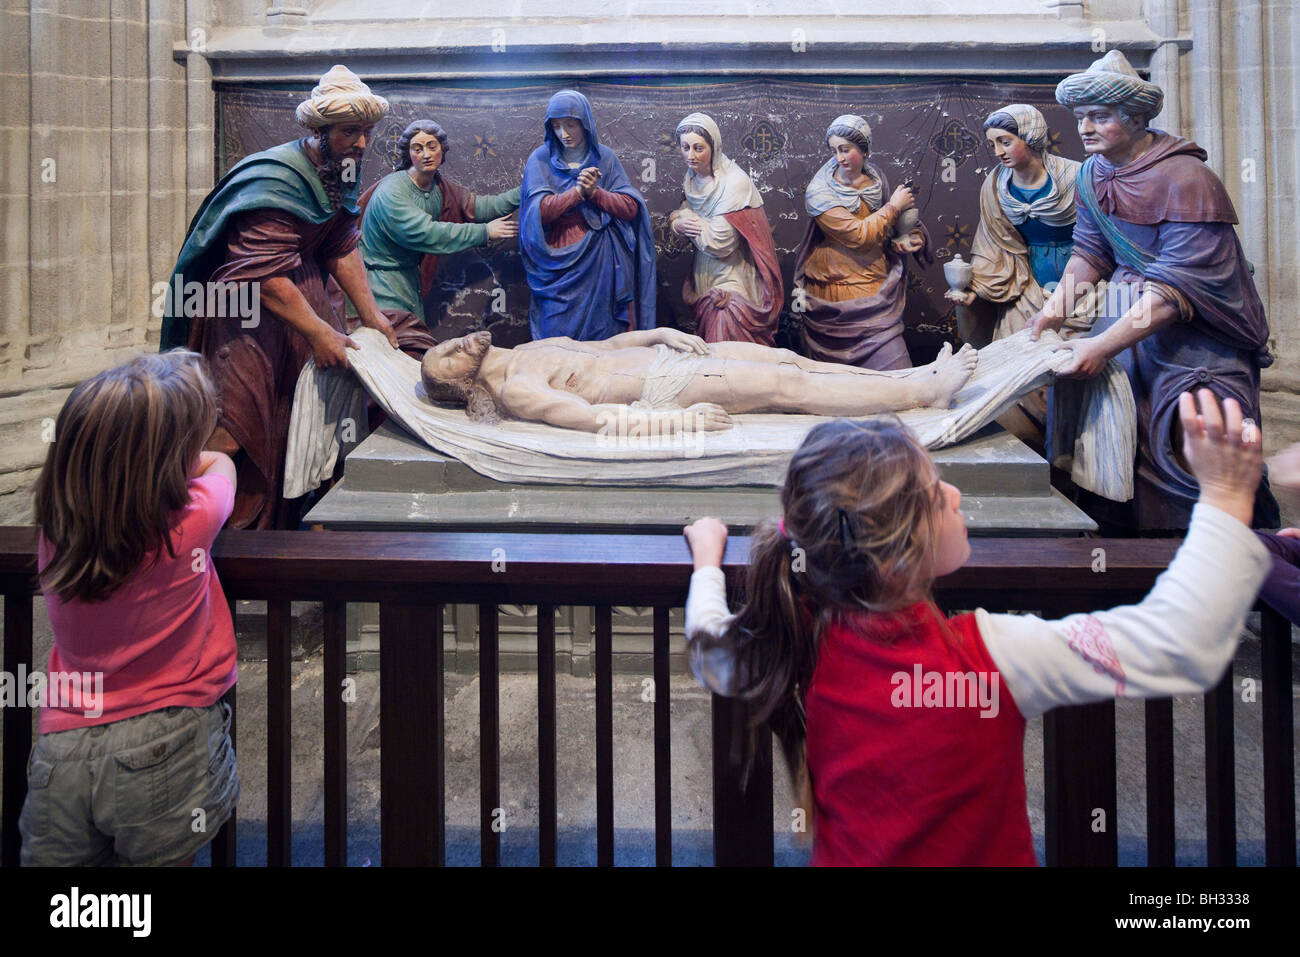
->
<box><xmin>520</xmin><ymin>90</ymin><xmax>657</xmax><ymax>340</ymax></box>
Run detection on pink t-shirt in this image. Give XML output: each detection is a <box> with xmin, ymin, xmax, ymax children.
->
<box><xmin>37</xmin><ymin>472</ymin><xmax>239</xmax><ymax>733</ymax></box>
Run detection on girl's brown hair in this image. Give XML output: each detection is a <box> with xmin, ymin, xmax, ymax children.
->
<box><xmin>33</xmin><ymin>351</ymin><xmax>220</xmax><ymax>603</ymax></box>
<box><xmin>726</xmin><ymin>417</ymin><xmax>948</xmax><ymax>807</ymax></box>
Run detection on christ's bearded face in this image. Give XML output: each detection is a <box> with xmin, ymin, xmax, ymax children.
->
<box><xmin>423</xmin><ymin>332</ymin><xmax>491</xmax><ymax>394</ymax></box>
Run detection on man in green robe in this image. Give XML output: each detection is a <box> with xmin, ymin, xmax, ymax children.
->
<box><xmin>359</xmin><ymin>119</ymin><xmax>521</xmax><ymax>325</ymax></box>
<box><xmin>161</xmin><ymin>65</ymin><xmax>435</xmax><ymax>529</ymax></box>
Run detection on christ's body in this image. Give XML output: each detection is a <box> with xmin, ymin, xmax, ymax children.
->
<box><xmin>420</xmin><ymin>328</ymin><xmax>977</xmax><ymax>433</ymax></box>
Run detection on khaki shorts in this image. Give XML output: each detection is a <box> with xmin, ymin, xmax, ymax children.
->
<box><xmin>20</xmin><ymin>701</ymin><xmax>239</xmax><ymax>866</ymax></box>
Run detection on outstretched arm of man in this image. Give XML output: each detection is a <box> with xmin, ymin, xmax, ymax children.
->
<box><xmin>260</xmin><ymin>276</ymin><xmax>357</xmax><ymax>370</ymax></box>
<box><xmin>1051</xmin><ymin>289</ymin><xmax>1178</xmax><ymax>379</ymax></box>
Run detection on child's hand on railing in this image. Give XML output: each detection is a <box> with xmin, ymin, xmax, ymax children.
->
<box><xmin>1180</xmin><ymin>388</ymin><xmax>1262</xmax><ymax>527</ymax></box>
<box><xmin>683</xmin><ymin>517</ymin><xmax>728</xmax><ymax>571</ymax></box>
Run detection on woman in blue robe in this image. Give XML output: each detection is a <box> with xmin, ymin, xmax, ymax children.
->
<box><xmin>520</xmin><ymin>90</ymin><xmax>657</xmax><ymax>341</ymax></box>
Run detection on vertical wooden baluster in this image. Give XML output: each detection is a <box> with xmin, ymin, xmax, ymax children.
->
<box><xmin>537</xmin><ymin>604</ymin><xmax>557</xmax><ymax>867</ymax></box>
<box><xmin>653</xmin><ymin>606</ymin><xmax>672</xmax><ymax>866</ymax></box>
<box><xmin>1044</xmin><ymin>701</ymin><xmax>1117</xmax><ymax>865</ymax></box>
<box><xmin>1144</xmin><ymin>698</ymin><xmax>1175</xmax><ymax>866</ymax></box>
<box><xmin>210</xmin><ymin>596</ymin><xmax>238</xmax><ymax>866</ymax></box>
<box><xmin>711</xmin><ymin>695</ymin><xmax>773</xmax><ymax>866</ymax></box>
<box><xmin>595</xmin><ymin>604</ymin><xmax>614</xmax><ymax>866</ymax></box>
<box><xmin>267</xmin><ymin>599</ymin><xmax>292</xmax><ymax>866</ymax></box>
<box><xmin>379</xmin><ymin>602</ymin><xmax>444</xmax><ymax>865</ymax></box>
<box><xmin>323</xmin><ymin>600</ymin><xmax>347</xmax><ymax>867</ymax></box>
<box><xmin>1204</xmin><ymin>667</ymin><xmax>1236</xmax><ymax>866</ymax></box>
<box><xmin>1</xmin><ymin>591</ymin><xmax>33</xmax><ymax>868</ymax></box>
<box><xmin>479</xmin><ymin>603</ymin><xmax>500</xmax><ymax>867</ymax></box>
<box><xmin>1260</xmin><ymin>606</ymin><xmax>1296</xmax><ymax>866</ymax></box>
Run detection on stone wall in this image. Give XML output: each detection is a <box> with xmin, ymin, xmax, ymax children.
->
<box><xmin>2</xmin><ymin>0</ymin><xmax>1297</xmax><ymax>522</ymax></box>
<box><xmin>0</xmin><ymin>0</ymin><xmax>190</xmax><ymax>523</ymax></box>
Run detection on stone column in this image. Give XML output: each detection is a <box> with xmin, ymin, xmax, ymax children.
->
<box><xmin>185</xmin><ymin>0</ymin><xmax>215</xmax><ymax>218</ymax></box>
<box><xmin>1144</xmin><ymin>0</ymin><xmax>1185</xmax><ymax>136</ymax></box>
<box><xmin>0</xmin><ymin>0</ymin><xmax>32</xmax><ymax>385</ymax></box>
<box><xmin>147</xmin><ymin>0</ymin><xmax>189</xmax><ymax>348</ymax></box>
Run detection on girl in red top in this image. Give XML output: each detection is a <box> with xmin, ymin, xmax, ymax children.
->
<box><xmin>684</xmin><ymin>390</ymin><xmax>1270</xmax><ymax>865</ymax></box>
<box><xmin>21</xmin><ymin>351</ymin><xmax>240</xmax><ymax>866</ymax></box>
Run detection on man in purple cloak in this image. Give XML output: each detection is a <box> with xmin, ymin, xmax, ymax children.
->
<box><xmin>1030</xmin><ymin>50</ymin><xmax>1278</xmax><ymax>532</ymax></box>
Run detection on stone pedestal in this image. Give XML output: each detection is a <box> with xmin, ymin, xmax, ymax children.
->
<box><xmin>306</xmin><ymin>421</ymin><xmax>1095</xmax><ymax>536</ymax></box>
<box><xmin>305</xmin><ymin>421</ymin><xmax>1095</xmax><ymax>674</ymax></box>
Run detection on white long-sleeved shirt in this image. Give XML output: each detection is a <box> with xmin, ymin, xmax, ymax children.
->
<box><xmin>684</xmin><ymin>502</ymin><xmax>1270</xmax><ymax>719</ymax></box>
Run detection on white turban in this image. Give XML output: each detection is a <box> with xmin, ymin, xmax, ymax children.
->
<box><xmin>295</xmin><ymin>65</ymin><xmax>390</xmax><ymax>129</ymax></box>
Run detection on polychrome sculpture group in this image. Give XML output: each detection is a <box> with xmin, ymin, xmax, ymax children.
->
<box><xmin>163</xmin><ymin>52</ymin><xmax>1277</xmax><ymax>534</ymax></box>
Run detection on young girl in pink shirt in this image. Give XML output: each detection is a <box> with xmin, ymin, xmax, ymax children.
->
<box><xmin>21</xmin><ymin>351</ymin><xmax>240</xmax><ymax>866</ymax></box>
<box><xmin>683</xmin><ymin>389</ymin><xmax>1270</xmax><ymax>865</ymax></box>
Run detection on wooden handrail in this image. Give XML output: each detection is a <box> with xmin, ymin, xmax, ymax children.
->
<box><xmin>0</xmin><ymin>526</ymin><xmax>1179</xmax><ymax>609</ymax></box>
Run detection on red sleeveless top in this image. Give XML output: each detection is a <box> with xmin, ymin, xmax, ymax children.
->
<box><xmin>805</xmin><ymin>602</ymin><xmax>1037</xmax><ymax>866</ymax></box>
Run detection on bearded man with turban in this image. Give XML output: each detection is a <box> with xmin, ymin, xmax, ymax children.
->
<box><xmin>1030</xmin><ymin>50</ymin><xmax>1278</xmax><ymax>532</ymax></box>
<box><xmin>160</xmin><ymin>66</ymin><xmax>435</xmax><ymax>529</ymax></box>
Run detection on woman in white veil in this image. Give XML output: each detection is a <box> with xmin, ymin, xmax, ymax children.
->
<box><xmin>668</xmin><ymin>112</ymin><xmax>783</xmax><ymax>344</ymax></box>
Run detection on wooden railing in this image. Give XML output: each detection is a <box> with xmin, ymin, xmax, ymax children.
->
<box><xmin>0</xmin><ymin>526</ymin><xmax>1295</xmax><ymax>867</ymax></box>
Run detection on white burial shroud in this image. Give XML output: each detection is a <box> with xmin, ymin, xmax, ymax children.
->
<box><xmin>285</xmin><ymin>327</ymin><xmax>1135</xmax><ymax>499</ymax></box>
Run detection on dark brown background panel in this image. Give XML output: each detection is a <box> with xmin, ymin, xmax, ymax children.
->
<box><xmin>216</xmin><ymin>76</ymin><xmax>1085</xmax><ymax>363</ymax></box>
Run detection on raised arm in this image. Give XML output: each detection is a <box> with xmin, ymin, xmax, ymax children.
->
<box><xmin>976</xmin><ymin>390</ymin><xmax>1269</xmax><ymax>719</ymax></box>
<box><xmin>683</xmin><ymin>518</ymin><xmax>745</xmax><ymax>696</ymax></box>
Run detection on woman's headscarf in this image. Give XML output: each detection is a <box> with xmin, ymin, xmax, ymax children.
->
<box><xmin>985</xmin><ymin>104</ymin><xmax>1049</xmax><ymax>151</ymax></box>
<box><xmin>675</xmin><ymin>112</ymin><xmax>763</xmax><ymax>217</ymax></box>
<box><xmin>825</xmin><ymin>114</ymin><xmax>872</xmax><ymax>160</ymax></box>
<box><xmin>982</xmin><ymin>104</ymin><xmax>1077</xmax><ymax>228</ymax></box>
<box><xmin>542</xmin><ymin>89</ymin><xmax>601</xmax><ymax>171</ymax></box>
<box><xmin>804</xmin><ymin>116</ymin><xmax>887</xmax><ymax>217</ymax></box>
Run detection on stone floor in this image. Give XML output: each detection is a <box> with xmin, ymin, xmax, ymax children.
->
<box><xmin>10</xmin><ymin>598</ymin><xmax>1300</xmax><ymax>867</ymax></box>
